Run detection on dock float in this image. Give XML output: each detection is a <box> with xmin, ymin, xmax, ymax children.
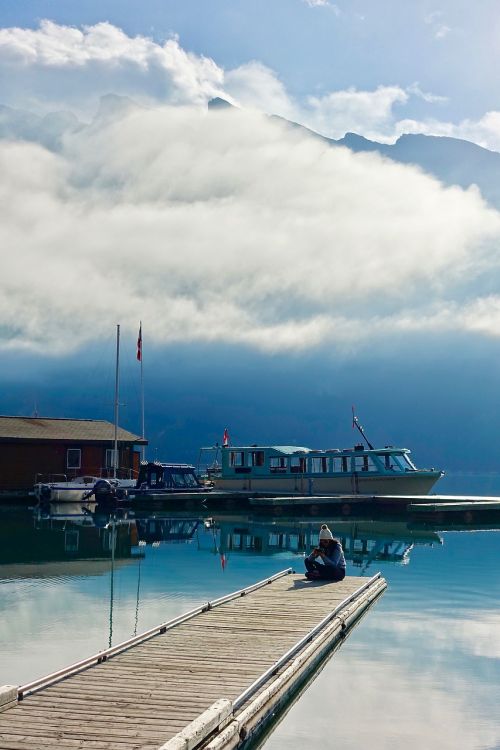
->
<box><xmin>0</xmin><ymin>569</ymin><xmax>386</xmax><ymax>750</ymax></box>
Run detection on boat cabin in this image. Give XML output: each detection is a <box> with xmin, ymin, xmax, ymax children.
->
<box><xmin>220</xmin><ymin>444</ymin><xmax>418</xmax><ymax>478</ymax></box>
<box><xmin>136</xmin><ymin>461</ymin><xmax>203</xmax><ymax>492</ymax></box>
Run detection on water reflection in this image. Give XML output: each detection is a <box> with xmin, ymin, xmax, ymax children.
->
<box><xmin>0</xmin><ymin>501</ymin><xmax>499</xmax><ymax>750</ymax></box>
<box><xmin>3</xmin><ymin>501</ymin><xmax>498</xmax><ymax>572</ymax></box>
<box><xmin>205</xmin><ymin>517</ymin><xmax>442</xmax><ymax>571</ymax></box>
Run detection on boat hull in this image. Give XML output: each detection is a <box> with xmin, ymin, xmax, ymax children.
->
<box><xmin>213</xmin><ymin>471</ymin><xmax>443</xmax><ymax>496</ymax></box>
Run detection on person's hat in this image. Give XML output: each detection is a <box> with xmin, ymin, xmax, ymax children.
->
<box><xmin>319</xmin><ymin>524</ymin><xmax>333</xmax><ymax>540</ymax></box>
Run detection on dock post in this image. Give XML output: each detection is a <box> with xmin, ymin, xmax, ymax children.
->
<box><xmin>0</xmin><ymin>686</ymin><xmax>17</xmax><ymax>712</ymax></box>
<box><xmin>158</xmin><ymin>698</ymin><xmax>233</xmax><ymax>750</ymax></box>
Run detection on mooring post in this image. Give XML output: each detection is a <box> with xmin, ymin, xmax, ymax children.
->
<box><xmin>0</xmin><ymin>686</ymin><xmax>17</xmax><ymax>712</ymax></box>
<box><xmin>158</xmin><ymin>698</ymin><xmax>233</xmax><ymax>750</ymax></box>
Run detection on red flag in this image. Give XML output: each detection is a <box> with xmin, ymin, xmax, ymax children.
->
<box><xmin>137</xmin><ymin>324</ymin><xmax>142</xmax><ymax>362</ymax></box>
<box><xmin>220</xmin><ymin>552</ymin><xmax>226</xmax><ymax>571</ymax></box>
<box><xmin>223</xmin><ymin>428</ymin><xmax>229</xmax><ymax>447</ymax></box>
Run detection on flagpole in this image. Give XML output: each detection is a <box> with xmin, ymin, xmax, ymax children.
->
<box><xmin>140</xmin><ymin>321</ymin><xmax>145</xmax><ymax>461</ymax></box>
<box><xmin>113</xmin><ymin>324</ymin><xmax>120</xmax><ymax>479</ymax></box>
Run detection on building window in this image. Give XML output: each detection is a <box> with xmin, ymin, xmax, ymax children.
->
<box><xmin>105</xmin><ymin>449</ymin><xmax>118</xmax><ymax>469</ymax></box>
<box><xmin>67</xmin><ymin>448</ymin><xmax>81</xmax><ymax>469</ymax></box>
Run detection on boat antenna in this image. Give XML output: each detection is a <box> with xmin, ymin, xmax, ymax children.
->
<box><xmin>352</xmin><ymin>406</ymin><xmax>374</xmax><ymax>450</ymax></box>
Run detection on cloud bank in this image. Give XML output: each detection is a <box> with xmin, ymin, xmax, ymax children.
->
<box><xmin>2</xmin><ymin>21</ymin><xmax>500</xmax><ymax>355</ymax></box>
<box><xmin>2</xmin><ymin>20</ymin><xmax>500</xmax><ymax>151</ymax></box>
<box><xmin>2</xmin><ymin>98</ymin><xmax>500</xmax><ymax>355</ymax></box>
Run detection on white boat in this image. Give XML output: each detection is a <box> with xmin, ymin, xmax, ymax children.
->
<box><xmin>33</xmin><ymin>475</ymin><xmax>136</xmax><ymax>504</ymax></box>
<box><xmin>208</xmin><ymin>443</ymin><xmax>443</xmax><ymax>496</ymax></box>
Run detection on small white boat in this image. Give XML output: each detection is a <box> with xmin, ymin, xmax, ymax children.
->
<box><xmin>34</xmin><ymin>475</ymin><xmax>137</xmax><ymax>503</ymax></box>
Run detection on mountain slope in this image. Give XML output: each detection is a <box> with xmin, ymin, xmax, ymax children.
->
<box><xmin>337</xmin><ymin>131</ymin><xmax>500</xmax><ymax>208</ymax></box>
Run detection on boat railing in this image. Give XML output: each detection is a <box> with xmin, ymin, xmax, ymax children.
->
<box><xmin>34</xmin><ymin>473</ymin><xmax>68</xmax><ymax>484</ymax></box>
<box><xmin>98</xmin><ymin>466</ymin><xmax>140</xmax><ymax>480</ymax></box>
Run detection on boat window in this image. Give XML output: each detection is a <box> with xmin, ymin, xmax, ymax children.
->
<box><xmin>353</xmin><ymin>455</ymin><xmax>379</xmax><ymax>472</ymax></box>
<box><xmin>229</xmin><ymin>451</ymin><xmax>245</xmax><ymax>467</ymax></box>
<box><xmin>309</xmin><ymin>456</ymin><xmax>329</xmax><ymax>473</ymax></box>
<box><xmin>171</xmin><ymin>473</ymin><xmax>188</xmax><ymax>487</ymax></box>
<box><xmin>250</xmin><ymin>451</ymin><xmax>265</xmax><ymax>467</ymax></box>
<box><xmin>66</xmin><ymin>448</ymin><xmax>81</xmax><ymax>470</ymax></box>
<box><xmin>391</xmin><ymin>455</ymin><xmax>407</xmax><ymax>471</ymax></box>
<box><xmin>290</xmin><ymin>456</ymin><xmax>307</xmax><ymax>473</ymax></box>
<box><xmin>377</xmin><ymin>453</ymin><xmax>405</xmax><ymax>472</ymax></box>
<box><xmin>401</xmin><ymin>454</ymin><xmax>417</xmax><ymax>470</ymax></box>
<box><xmin>332</xmin><ymin>456</ymin><xmax>350</xmax><ymax>472</ymax></box>
<box><xmin>331</xmin><ymin>456</ymin><xmax>343</xmax><ymax>472</ymax></box>
<box><xmin>270</xmin><ymin>456</ymin><xmax>288</xmax><ymax>473</ymax></box>
<box><xmin>148</xmin><ymin>469</ymin><xmax>163</xmax><ymax>487</ymax></box>
<box><xmin>183</xmin><ymin>472</ymin><xmax>199</xmax><ymax>487</ymax></box>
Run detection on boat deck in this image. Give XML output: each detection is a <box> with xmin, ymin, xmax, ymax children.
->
<box><xmin>0</xmin><ymin>570</ymin><xmax>386</xmax><ymax>750</ymax></box>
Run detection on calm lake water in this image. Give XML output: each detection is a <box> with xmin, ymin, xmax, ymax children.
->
<box><xmin>1</xmin><ymin>500</ymin><xmax>499</xmax><ymax>750</ymax></box>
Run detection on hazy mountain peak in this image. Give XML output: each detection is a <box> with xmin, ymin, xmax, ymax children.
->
<box><xmin>208</xmin><ymin>97</ymin><xmax>234</xmax><ymax>110</ymax></box>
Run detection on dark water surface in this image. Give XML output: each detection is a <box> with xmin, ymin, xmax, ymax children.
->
<box><xmin>0</xmin><ymin>504</ymin><xmax>499</xmax><ymax>749</ymax></box>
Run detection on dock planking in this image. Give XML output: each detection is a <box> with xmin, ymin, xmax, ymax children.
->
<box><xmin>0</xmin><ymin>570</ymin><xmax>386</xmax><ymax>750</ymax></box>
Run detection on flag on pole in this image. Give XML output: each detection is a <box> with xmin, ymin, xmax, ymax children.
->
<box><xmin>137</xmin><ymin>323</ymin><xmax>142</xmax><ymax>362</ymax></box>
<box><xmin>223</xmin><ymin>428</ymin><xmax>229</xmax><ymax>447</ymax></box>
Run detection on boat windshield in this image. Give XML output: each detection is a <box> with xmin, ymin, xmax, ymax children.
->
<box><xmin>170</xmin><ymin>472</ymin><xmax>199</xmax><ymax>487</ymax></box>
<box><xmin>376</xmin><ymin>452</ymin><xmax>415</xmax><ymax>472</ymax></box>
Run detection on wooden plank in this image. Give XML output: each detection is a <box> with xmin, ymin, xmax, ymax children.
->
<box><xmin>0</xmin><ymin>574</ymin><xmax>381</xmax><ymax>750</ymax></box>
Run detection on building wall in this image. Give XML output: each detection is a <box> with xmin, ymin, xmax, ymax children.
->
<box><xmin>0</xmin><ymin>442</ymin><xmax>141</xmax><ymax>491</ymax></box>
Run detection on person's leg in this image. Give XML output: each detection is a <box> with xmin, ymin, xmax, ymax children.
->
<box><xmin>305</xmin><ymin>556</ymin><xmax>322</xmax><ymax>578</ymax></box>
<box><xmin>322</xmin><ymin>566</ymin><xmax>346</xmax><ymax>581</ymax></box>
<box><xmin>305</xmin><ymin>556</ymin><xmax>321</xmax><ymax>573</ymax></box>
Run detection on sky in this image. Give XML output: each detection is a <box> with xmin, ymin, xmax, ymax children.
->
<box><xmin>1</xmin><ymin>1</ymin><xmax>500</xmax><ymax>475</ymax></box>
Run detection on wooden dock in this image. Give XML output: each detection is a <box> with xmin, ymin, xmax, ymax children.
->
<box><xmin>0</xmin><ymin>569</ymin><xmax>386</xmax><ymax>750</ymax></box>
<box><xmin>249</xmin><ymin>493</ymin><xmax>500</xmax><ymax>515</ymax></box>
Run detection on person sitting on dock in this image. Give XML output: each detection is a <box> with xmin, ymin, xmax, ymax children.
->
<box><xmin>305</xmin><ymin>524</ymin><xmax>346</xmax><ymax>582</ymax></box>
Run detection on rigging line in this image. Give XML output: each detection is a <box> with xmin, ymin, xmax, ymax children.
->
<box><xmin>133</xmin><ymin>555</ymin><xmax>142</xmax><ymax>637</ymax></box>
<box><xmin>108</xmin><ymin>519</ymin><xmax>116</xmax><ymax>649</ymax></box>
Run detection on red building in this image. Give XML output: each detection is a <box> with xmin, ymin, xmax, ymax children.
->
<box><xmin>0</xmin><ymin>416</ymin><xmax>147</xmax><ymax>492</ymax></box>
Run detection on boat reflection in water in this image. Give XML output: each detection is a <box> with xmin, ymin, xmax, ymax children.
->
<box><xmin>15</xmin><ymin>503</ymin><xmax>500</xmax><ymax>576</ymax></box>
<box><xmin>197</xmin><ymin>516</ymin><xmax>443</xmax><ymax>570</ymax></box>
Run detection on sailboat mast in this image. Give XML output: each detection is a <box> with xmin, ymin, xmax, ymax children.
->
<box><xmin>113</xmin><ymin>324</ymin><xmax>120</xmax><ymax>479</ymax></box>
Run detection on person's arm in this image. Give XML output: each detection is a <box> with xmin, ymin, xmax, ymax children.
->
<box><xmin>322</xmin><ymin>546</ymin><xmax>342</xmax><ymax>567</ymax></box>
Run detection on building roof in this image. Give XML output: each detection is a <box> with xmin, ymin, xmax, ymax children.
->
<box><xmin>0</xmin><ymin>416</ymin><xmax>147</xmax><ymax>444</ymax></box>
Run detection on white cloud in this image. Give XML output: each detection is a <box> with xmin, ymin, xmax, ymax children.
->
<box><xmin>407</xmin><ymin>82</ymin><xmax>448</xmax><ymax>105</ymax></box>
<box><xmin>0</xmin><ymin>20</ymin><xmax>225</xmax><ymax>115</ymax></box>
<box><xmin>302</xmin><ymin>0</ymin><xmax>341</xmax><ymax>12</ymax></box>
<box><xmin>1</xmin><ymin>103</ymin><xmax>500</xmax><ymax>355</ymax></box>
<box><xmin>424</xmin><ymin>11</ymin><xmax>453</xmax><ymax>41</ymax></box>
<box><xmin>2</xmin><ymin>19</ymin><xmax>498</xmax><ymax>154</ymax></box>
<box><xmin>2</xmin><ymin>21</ymin><xmax>500</xmax><ymax>355</ymax></box>
<box><xmin>224</xmin><ymin>62</ymin><xmax>296</xmax><ymax>119</ymax></box>
<box><xmin>305</xmin><ymin>85</ymin><xmax>408</xmax><ymax>141</ymax></box>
